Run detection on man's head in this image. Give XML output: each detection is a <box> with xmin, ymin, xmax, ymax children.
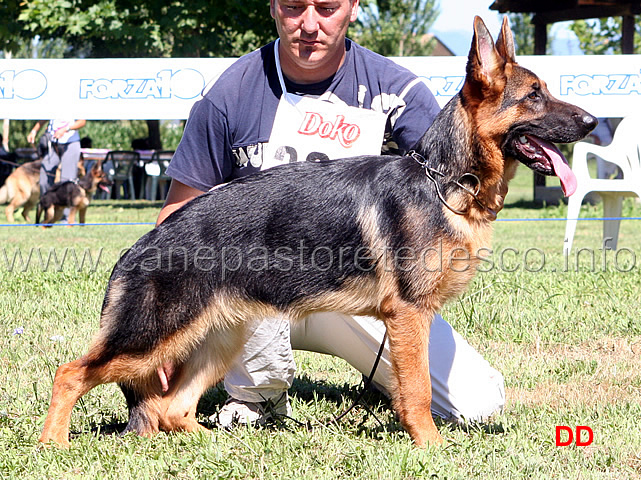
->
<box><xmin>270</xmin><ymin>0</ymin><xmax>359</xmax><ymax>84</ymax></box>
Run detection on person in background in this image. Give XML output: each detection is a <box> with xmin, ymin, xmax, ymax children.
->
<box><xmin>28</xmin><ymin>119</ymin><xmax>86</xmax><ymax>194</ymax></box>
<box><xmin>80</xmin><ymin>136</ymin><xmax>93</xmax><ymax>149</ymax></box>
<box><xmin>0</xmin><ymin>133</ymin><xmax>17</xmax><ymax>187</ymax></box>
<box><xmin>131</xmin><ymin>137</ymin><xmax>154</xmax><ymax>199</ymax></box>
<box><xmin>154</xmin><ymin>0</ymin><xmax>505</xmax><ymax>428</ymax></box>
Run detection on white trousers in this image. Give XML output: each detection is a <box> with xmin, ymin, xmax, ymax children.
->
<box><xmin>224</xmin><ymin>313</ymin><xmax>505</xmax><ymax>423</ymax></box>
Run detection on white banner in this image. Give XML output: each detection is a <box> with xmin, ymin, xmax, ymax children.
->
<box><xmin>0</xmin><ymin>58</ymin><xmax>235</xmax><ymax>120</ymax></box>
<box><xmin>394</xmin><ymin>54</ymin><xmax>641</xmax><ymax>119</ymax></box>
<box><xmin>1</xmin><ymin>55</ymin><xmax>640</xmax><ymax>119</ymax></box>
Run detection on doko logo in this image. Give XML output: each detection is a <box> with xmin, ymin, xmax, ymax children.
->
<box><xmin>79</xmin><ymin>69</ymin><xmax>205</xmax><ymax>100</ymax></box>
<box><xmin>298</xmin><ymin>112</ymin><xmax>361</xmax><ymax>148</ymax></box>
<box><xmin>0</xmin><ymin>70</ymin><xmax>48</xmax><ymax>100</ymax></box>
<box><xmin>561</xmin><ymin>73</ymin><xmax>641</xmax><ymax>96</ymax></box>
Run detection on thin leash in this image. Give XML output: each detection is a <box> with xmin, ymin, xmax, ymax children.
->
<box><xmin>406</xmin><ymin>150</ymin><xmax>497</xmax><ymax>220</ymax></box>
<box><xmin>0</xmin><ymin>157</ymin><xmax>28</xmax><ymax>169</ymax></box>
<box><xmin>0</xmin><ymin>156</ymin><xmax>55</xmax><ymax>179</ymax></box>
<box><xmin>270</xmin><ymin>331</ymin><xmax>389</xmax><ymax>431</ymax></box>
<box><xmin>0</xmin><ymin>144</ymin><xmax>60</xmax><ymax>180</ymax></box>
<box><xmin>327</xmin><ymin>330</ymin><xmax>388</xmax><ymax>427</ymax></box>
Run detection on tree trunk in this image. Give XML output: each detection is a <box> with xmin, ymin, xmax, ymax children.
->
<box><xmin>3</xmin><ymin>51</ymin><xmax>10</xmax><ymax>151</ymax></box>
<box><xmin>146</xmin><ymin>120</ymin><xmax>162</xmax><ymax>150</ymax></box>
<box><xmin>2</xmin><ymin>119</ymin><xmax>9</xmax><ymax>151</ymax></box>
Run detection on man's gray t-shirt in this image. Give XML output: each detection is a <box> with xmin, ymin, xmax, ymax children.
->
<box><xmin>167</xmin><ymin>39</ymin><xmax>441</xmax><ymax>191</ymax></box>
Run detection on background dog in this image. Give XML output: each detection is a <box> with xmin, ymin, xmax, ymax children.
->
<box><xmin>0</xmin><ymin>159</ymin><xmax>41</xmax><ymax>223</ymax></box>
<box><xmin>39</xmin><ymin>17</ymin><xmax>596</xmax><ymax>448</ymax></box>
<box><xmin>36</xmin><ymin>162</ymin><xmax>110</xmax><ymax>226</ymax></box>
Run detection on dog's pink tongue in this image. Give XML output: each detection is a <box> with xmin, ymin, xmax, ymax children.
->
<box><xmin>528</xmin><ymin>136</ymin><xmax>577</xmax><ymax>197</ymax></box>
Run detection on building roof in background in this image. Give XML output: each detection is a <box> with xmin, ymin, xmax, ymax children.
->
<box><xmin>490</xmin><ymin>0</ymin><xmax>641</xmax><ymax>21</ymax></box>
<box><xmin>427</xmin><ymin>34</ymin><xmax>456</xmax><ymax>56</ymax></box>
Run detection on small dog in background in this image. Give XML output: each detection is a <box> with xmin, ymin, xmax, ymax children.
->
<box><xmin>36</xmin><ymin>162</ymin><xmax>111</xmax><ymax>226</ymax></box>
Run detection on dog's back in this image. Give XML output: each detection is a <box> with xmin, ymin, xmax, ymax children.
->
<box><xmin>38</xmin><ymin>181</ymin><xmax>78</xmax><ymax>209</ymax></box>
<box><xmin>102</xmin><ymin>156</ymin><xmax>432</xmax><ymax>355</ymax></box>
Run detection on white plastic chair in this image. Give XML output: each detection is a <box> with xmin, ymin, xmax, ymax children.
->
<box><xmin>144</xmin><ymin>150</ymin><xmax>174</xmax><ymax>200</ymax></box>
<box><xmin>564</xmin><ymin>114</ymin><xmax>641</xmax><ymax>255</ymax></box>
<box><xmin>105</xmin><ymin>150</ymin><xmax>140</xmax><ymax>200</ymax></box>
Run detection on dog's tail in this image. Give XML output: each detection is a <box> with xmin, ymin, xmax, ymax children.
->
<box><xmin>0</xmin><ymin>183</ymin><xmax>12</xmax><ymax>205</ymax></box>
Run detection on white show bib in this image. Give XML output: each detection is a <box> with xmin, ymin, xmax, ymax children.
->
<box><xmin>262</xmin><ymin>39</ymin><xmax>387</xmax><ymax>169</ymax></box>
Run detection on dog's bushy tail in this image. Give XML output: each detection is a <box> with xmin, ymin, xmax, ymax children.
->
<box><xmin>0</xmin><ymin>184</ymin><xmax>11</xmax><ymax>205</ymax></box>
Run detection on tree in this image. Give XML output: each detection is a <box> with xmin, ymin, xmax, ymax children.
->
<box><xmin>351</xmin><ymin>0</ymin><xmax>440</xmax><ymax>56</ymax></box>
<box><xmin>8</xmin><ymin>0</ymin><xmax>276</xmax><ymax>148</ymax></box>
<box><xmin>0</xmin><ymin>0</ymin><xmax>23</xmax><ymax>54</ymax></box>
<box><xmin>506</xmin><ymin>13</ymin><xmax>556</xmax><ymax>56</ymax></box>
<box><xmin>570</xmin><ymin>17</ymin><xmax>641</xmax><ymax>55</ymax></box>
<box><xmin>507</xmin><ymin>13</ymin><xmax>535</xmax><ymax>55</ymax></box>
<box><xmin>15</xmin><ymin>0</ymin><xmax>276</xmax><ymax>58</ymax></box>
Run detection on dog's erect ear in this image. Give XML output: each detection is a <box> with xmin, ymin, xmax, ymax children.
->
<box><xmin>495</xmin><ymin>16</ymin><xmax>516</xmax><ymax>63</ymax></box>
<box><xmin>467</xmin><ymin>16</ymin><xmax>504</xmax><ymax>87</ymax></box>
<box><xmin>90</xmin><ymin>161</ymin><xmax>103</xmax><ymax>173</ymax></box>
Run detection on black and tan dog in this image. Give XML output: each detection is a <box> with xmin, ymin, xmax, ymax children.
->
<box><xmin>0</xmin><ymin>159</ymin><xmax>41</xmax><ymax>223</ymax></box>
<box><xmin>36</xmin><ymin>162</ymin><xmax>110</xmax><ymax>226</ymax></box>
<box><xmin>39</xmin><ymin>17</ymin><xmax>596</xmax><ymax>448</ymax></box>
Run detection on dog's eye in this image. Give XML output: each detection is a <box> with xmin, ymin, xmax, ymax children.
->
<box><xmin>527</xmin><ymin>91</ymin><xmax>539</xmax><ymax>100</ymax></box>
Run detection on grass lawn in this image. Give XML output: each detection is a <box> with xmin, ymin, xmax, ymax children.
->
<box><xmin>1</xmin><ymin>167</ymin><xmax>640</xmax><ymax>479</ymax></box>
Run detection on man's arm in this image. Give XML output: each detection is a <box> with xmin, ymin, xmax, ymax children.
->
<box><xmin>156</xmin><ymin>179</ymin><xmax>206</xmax><ymax>226</ymax></box>
<box><xmin>155</xmin><ymin>178</ymin><xmax>206</xmax><ymax>391</ymax></box>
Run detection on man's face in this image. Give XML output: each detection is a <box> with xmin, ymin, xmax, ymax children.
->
<box><xmin>271</xmin><ymin>0</ymin><xmax>359</xmax><ymax>82</ymax></box>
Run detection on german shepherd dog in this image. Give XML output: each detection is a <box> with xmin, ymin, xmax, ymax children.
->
<box><xmin>0</xmin><ymin>159</ymin><xmax>41</xmax><ymax>223</ymax></box>
<box><xmin>40</xmin><ymin>17</ymin><xmax>596</xmax><ymax>448</ymax></box>
<box><xmin>36</xmin><ymin>162</ymin><xmax>111</xmax><ymax>226</ymax></box>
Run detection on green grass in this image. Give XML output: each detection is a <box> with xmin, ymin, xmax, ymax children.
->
<box><xmin>1</xmin><ymin>168</ymin><xmax>640</xmax><ymax>479</ymax></box>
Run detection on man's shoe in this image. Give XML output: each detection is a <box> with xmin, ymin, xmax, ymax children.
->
<box><xmin>213</xmin><ymin>393</ymin><xmax>292</xmax><ymax>428</ymax></box>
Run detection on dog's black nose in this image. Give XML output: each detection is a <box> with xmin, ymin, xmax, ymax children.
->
<box><xmin>577</xmin><ymin>113</ymin><xmax>598</xmax><ymax>132</ymax></box>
